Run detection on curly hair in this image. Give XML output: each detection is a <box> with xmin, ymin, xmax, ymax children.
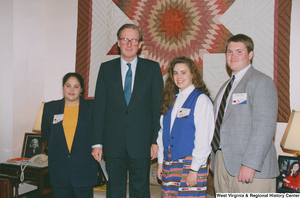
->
<box><xmin>160</xmin><ymin>56</ymin><xmax>210</xmax><ymax>114</ymax></box>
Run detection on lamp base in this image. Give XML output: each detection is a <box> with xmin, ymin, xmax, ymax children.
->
<box><xmin>294</xmin><ymin>151</ymin><xmax>300</xmax><ymax>157</ymax></box>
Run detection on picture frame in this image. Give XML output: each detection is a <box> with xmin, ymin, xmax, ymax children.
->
<box><xmin>277</xmin><ymin>155</ymin><xmax>300</xmax><ymax>193</ymax></box>
<box><xmin>21</xmin><ymin>133</ymin><xmax>45</xmax><ymax>158</ymax></box>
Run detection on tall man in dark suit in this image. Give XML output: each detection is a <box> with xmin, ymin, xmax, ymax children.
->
<box><xmin>210</xmin><ymin>34</ymin><xmax>279</xmax><ymax>193</ymax></box>
<box><xmin>91</xmin><ymin>24</ymin><xmax>164</xmax><ymax>198</ymax></box>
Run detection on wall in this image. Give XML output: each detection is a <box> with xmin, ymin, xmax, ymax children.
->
<box><xmin>0</xmin><ymin>0</ymin><xmax>78</xmax><ymax>162</ymax></box>
<box><xmin>0</xmin><ymin>0</ymin><xmax>78</xmax><ymax>193</ymax></box>
<box><xmin>0</xmin><ymin>0</ymin><xmax>14</xmax><ymax>165</ymax></box>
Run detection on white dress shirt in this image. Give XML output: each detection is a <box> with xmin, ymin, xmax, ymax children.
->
<box><xmin>157</xmin><ymin>85</ymin><xmax>214</xmax><ymax>171</ymax></box>
<box><xmin>121</xmin><ymin>57</ymin><xmax>137</xmax><ymax>91</ymax></box>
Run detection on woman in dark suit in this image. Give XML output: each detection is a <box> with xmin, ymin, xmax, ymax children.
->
<box><xmin>41</xmin><ymin>73</ymin><xmax>97</xmax><ymax>198</ymax></box>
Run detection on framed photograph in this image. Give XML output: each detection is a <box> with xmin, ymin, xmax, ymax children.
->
<box><xmin>277</xmin><ymin>155</ymin><xmax>300</xmax><ymax>193</ymax></box>
<box><xmin>21</xmin><ymin>133</ymin><xmax>45</xmax><ymax>158</ymax></box>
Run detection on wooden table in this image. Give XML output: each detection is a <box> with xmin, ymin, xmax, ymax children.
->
<box><xmin>0</xmin><ymin>163</ymin><xmax>51</xmax><ymax>198</ymax></box>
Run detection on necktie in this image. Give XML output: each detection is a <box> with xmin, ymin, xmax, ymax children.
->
<box><xmin>124</xmin><ymin>63</ymin><xmax>132</xmax><ymax>105</ymax></box>
<box><xmin>211</xmin><ymin>75</ymin><xmax>235</xmax><ymax>152</ymax></box>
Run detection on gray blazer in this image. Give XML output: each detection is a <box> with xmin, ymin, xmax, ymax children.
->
<box><xmin>211</xmin><ymin>66</ymin><xmax>279</xmax><ymax>179</ymax></box>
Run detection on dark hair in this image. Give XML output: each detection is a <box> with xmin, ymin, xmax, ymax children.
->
<box><xmin>62</xmin><ymin>73</ymin><xmax>84</xmax><ymax>94</ymax></box>
<box><xmin>225</xmin><ymin>34</ymin><xmax>254</xmax><ymax>63</ymax></box>
<box><xmin>160</xmin><ymin>56</ymin><xmax>210</xmax><ymax>114</ymax></box>
<box><xmin>286</xmin><ymin>162</ymin><xmax>300</xmax><ymax>178</ymax></box>
<box><xmin>117</xmin><ymin>24</ymin><xmax>143</xmax><ymax>41</ymax></box>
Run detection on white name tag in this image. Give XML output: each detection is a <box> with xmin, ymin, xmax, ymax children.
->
<box><xmin>53</xmin><ymin>114</ymin><xmax>64</xmax><ymax>124</ymax></box>
<box><xmin>177</xmin><ymin>108</ymin><xmax>190</xmax><ymax>118</ymax></box>
<box><xmin>232</xmin><ymin>93</ymin><xmax>247</xmax><ymax>105</ymax></box>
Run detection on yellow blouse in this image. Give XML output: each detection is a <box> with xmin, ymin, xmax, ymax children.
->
<box><xmin>62</xmin><ymin>105</ymin><xmax>79</xmax><ymax>152</ymax></box>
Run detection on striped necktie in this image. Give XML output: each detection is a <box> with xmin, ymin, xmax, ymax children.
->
<box><xmin>211</xmin><ymin>75</ymin><xmax>235</xmax><ymax>152</ymax></box>
<box><xmin>124</xmin><ymin>63</ymin><xmax>132</xmax><ymax>105</ymax></box>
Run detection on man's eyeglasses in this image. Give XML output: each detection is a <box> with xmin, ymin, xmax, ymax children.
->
<box><xmin>119</xmin><ymin>38</ymin><xmax>139</xmax><ymax>46</ymax></box>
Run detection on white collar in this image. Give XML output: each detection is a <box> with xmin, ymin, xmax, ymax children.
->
<box><xmin>177</xmin><ymin>84</ymin><xmax>195</xmax><ymax>98</ymax></box>
<box><xmin>232</xmin><ymin>64</ymin><xmax>251</xmax><ymax>80</ymax></box>
<box><xmin>121</xmin><ymin>56</ymin><xmax>138</xmax><ymax>66</ymax></box>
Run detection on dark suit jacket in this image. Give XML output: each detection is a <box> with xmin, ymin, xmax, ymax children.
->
<box><xmin>92</xmin><ymin>57</ymin><xmax>164</xmax><ymax>159</ymax></box>
<box><xmin>41</xmin><ymin>97</ymin><xmax>98</xmax><ymax>188</ymax></box>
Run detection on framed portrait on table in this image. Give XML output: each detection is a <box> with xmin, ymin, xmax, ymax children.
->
<box><xmin>277</xmin><ymin>155</ymin><xmax>300</xmax><ymax>193</ymax></box>
<box><xmin>21</xmin><ymin>133</ymin><xmax>46</xmax><ymax>158</ymax></box>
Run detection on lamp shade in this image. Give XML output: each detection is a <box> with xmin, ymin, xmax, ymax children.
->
<box><xmin>32</xmin><ymin>102</ymin><xmax>45</xmax><ymax>132</ymax></box>
<box><xmin>280</xmin><ymin>110</ymin><xmax>300</xmax><ymax>151</ymax></box>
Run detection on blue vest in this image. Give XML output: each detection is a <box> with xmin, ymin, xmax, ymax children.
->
<box><xmin>163</xmin><ymin>89</ymin><xmax>204</xmax><ymax>161</ymax></box>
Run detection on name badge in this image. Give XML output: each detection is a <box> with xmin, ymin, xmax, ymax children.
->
<box><xmin>232</xmin><ymin>93</ymin><xmax>247</xmax><ymax>105</ymax></box>
<box><xmin>53</xmin><ymin>114</ymin><xmax>64</xmax><ymax>124</ymax></box>
<box><xmin>177</xmin><ymin>108</ymin><xmax>190</xmax><ymax>118</ymax></box>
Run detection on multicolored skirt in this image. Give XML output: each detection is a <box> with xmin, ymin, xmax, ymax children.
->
<box><xmin>161</xmin><ymin>151</ymin><xmax>207</xmax><ymax>198</ymax></box>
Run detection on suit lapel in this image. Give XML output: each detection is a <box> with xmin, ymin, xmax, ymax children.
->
<box><xmin>115</xmin><ymin>58</ymin><xmax>124</xmax><ymax>96</ymax></box>
<box><xmin>59</xmin><ymin>98</ymin><xmax>65</xmax><ymax>113</ymax></box>
<box><xmin>57</xmin><ymin>99</ymin><xmax>70</xmax><ymax>152</ymax></box>
<box><xmin>71</xmin><ymin>97</ymin><xmax>87</xmax><ymax>153</ymax></box>
<box><xmin>56</xmin><ymin>99</ymin><xmax>66</xmax><ymax>142</ymax></box>
<box><xmin>214</xmin><ymin>81</ymin><xmax>228</xmax><ymax>111</ymax></box>
<box><xmin>223</xmin><ymin>66</ymin><xmax>254</xmax><ymax>122</ymax></box>
<box><xmin>112</xmin><ymin>58</ymin><xmax>128</xmax><ymax>106</ymax></box>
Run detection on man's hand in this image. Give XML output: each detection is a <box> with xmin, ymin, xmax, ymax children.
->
<box><xmin>150</xmin><ymin>144</ymin><xmax>158</xmax><ymax>160</ymax></box>
<box><xmin>238</xmin><ymin>165</ymin><xmax>255</xmax><ymax>183</ymax></box>
<box><xmin>91</xmin><ymin>147</ymin><xmax>103</xmax><ymax>162</ymax></box>
<box><xmin>157</xmin><ymin>163</ymin><xmax>163</xmax><ymax>180</ymax></box>
<box><xmin>186</xmin><ymin>171</ymin><xmax>198</xmax><ymax>187</ymax></box>
<box><xmin>208</xmin><ymin>158</ymin><xmax>213</xmax><ymax>173</ymax></box>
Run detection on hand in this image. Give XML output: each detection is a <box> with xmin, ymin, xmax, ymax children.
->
<box><xmin>238</xmin><ymin>165</ymin><xmax>255</xmax><ymax>184</ymax></box>
<box><xmin>91</xmin><ymin>147</ymin><xmax>102</xmax><ymax>162</ymax></box>
<box><xmin>150</xmin><ymin>144</ymin><xmax>158</xmax><ymax>160</ymax></box>
<box><xmin>157</xmin><ymin>163</ymin><xmax>163</xmax><ymax>180</ymax></box>
<box><xmin>209</xmin><ymin>159</ymin><xmax>213</xmax><ymax>173</ymax></box>
<box><xmin>186</xmin><ymin>171</ymin><xmax>198</xmax><ymax>187</ymax></box>
<box><xmin>283</xmin><ymin>178</ymin><xmax>290</xmax><ymax>183</ymax></box>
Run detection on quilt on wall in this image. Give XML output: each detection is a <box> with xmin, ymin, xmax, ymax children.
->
<box><xmin>76</xmin><ymin>0</ymin><xmax>291</xmax><ymax>122</ymax></box>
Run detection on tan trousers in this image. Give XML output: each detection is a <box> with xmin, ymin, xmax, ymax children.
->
<box><xmin>214</xmin><ymin>150</ymin><xmax>276</xmax><ymax>193</ymax></box>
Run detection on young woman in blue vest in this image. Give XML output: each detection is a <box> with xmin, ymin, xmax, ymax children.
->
<box><xmin>41</xmin><ymin>73</ymin><xmax>98</xmax><ymax>198</ymax></box>
<box><xmin>157</xmin><ymin>57</ymin><xmax>214</xmax><ymax>197</ymax></box>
